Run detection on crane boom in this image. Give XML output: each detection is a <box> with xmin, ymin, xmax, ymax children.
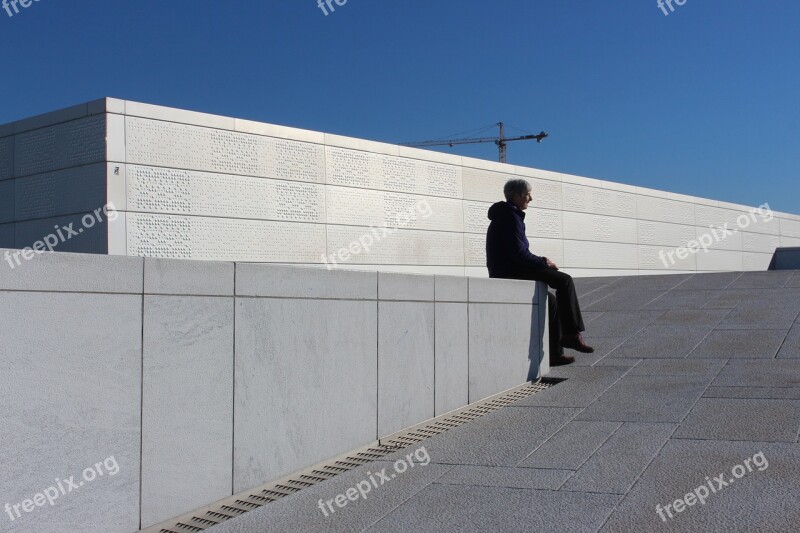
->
<box><xmin>402</xmin><ymin>122</ymin><xmax>548</xmax><ymax>163</ymax></box>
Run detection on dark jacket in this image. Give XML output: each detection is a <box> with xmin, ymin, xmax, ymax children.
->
<box><xmin>486</xmin><ymin>201</ymin><xmax>548</xmax><ymax>278</ymax></box>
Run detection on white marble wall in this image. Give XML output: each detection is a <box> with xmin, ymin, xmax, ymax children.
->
<box><xmin>0</xmin><ymin>249</ymin><xmax>547</xmax><ymax>531</ymax></box>
<box><xmin>1</xmin><ymin>98</ymin><xmax>798</xmax><ymax>274</ymax></box>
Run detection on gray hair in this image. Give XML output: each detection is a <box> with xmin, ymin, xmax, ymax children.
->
<box><xmin>503</xmin><ymin>179</ymin><xmax>531</xmax><ymax>201</ymax></box>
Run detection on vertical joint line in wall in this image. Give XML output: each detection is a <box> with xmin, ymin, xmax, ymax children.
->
<box><xmin>232</xmin><ymin>262</ymin><xmax>237</xmax><ymax>495</ymax></box>
<box><xmin>138</xmin><ymin>260</ymin><xmax>145</xmax><ymax>530</ymax></box>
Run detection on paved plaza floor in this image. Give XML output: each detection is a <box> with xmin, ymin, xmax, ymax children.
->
<box><xmin>213</xmin><ymin>270</ymin><xmax>800</xmax><ymax>532</ymax></box>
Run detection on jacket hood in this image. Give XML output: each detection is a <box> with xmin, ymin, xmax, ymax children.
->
<box><xmin>488</xmin><ymin>201</ymin><xmax>522</xmax><ymax>221</ymax></box>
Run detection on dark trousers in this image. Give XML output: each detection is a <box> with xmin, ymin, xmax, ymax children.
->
<box><xmin>512</xmin><ymin>268</ymin><xmax>586</xmax><ymax>355</ymax></box>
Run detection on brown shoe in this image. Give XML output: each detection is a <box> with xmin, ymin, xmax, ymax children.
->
<box><xmin>562</xmin><ymin>333</ymin><xmax>595</xmax><ymax>353</ymax></box>
<box><xmin>551</xmin><ymin>354</ymin><xmax>576</xmax><ymax>366</ymax></box>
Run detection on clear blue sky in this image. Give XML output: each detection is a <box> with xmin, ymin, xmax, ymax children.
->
<box><xmin>1</xmin><ymin>0</ymin><xmax>798</xmax><ymax>213</ymax></box>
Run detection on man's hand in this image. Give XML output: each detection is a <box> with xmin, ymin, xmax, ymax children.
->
<box><xmin>546</xmin><ymin>258</ymin><xmax>559</xmax><ymax>270</ymax></box>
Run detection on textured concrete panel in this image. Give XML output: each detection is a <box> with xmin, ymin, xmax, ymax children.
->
<box><xmin>637</xmin><ymin>220</ymin><xmax>696</xmax><ymax>247</ymax></box>
<box><xmin>638</xmin><ymin>243</ymin><xmax>697</xmax><ymax>271</ymax></box>
<box><xmin>674</xmin><ymin>398</ymin><xmax>800</xmax><ymax>442</ymax></box>
<box><xmin>781</xmin><ymin>217</ymin><xmax>800</xmax><ymax>238</ymax></box>
<box><xmin>0</xmin><ymin>249</ymin><xmax>142</xmax><ymax>293</ymax></box>
<box><xmin>696</xmin><ymin>248</ymin><xmax>744</xmax><ymax>271</ymax></box>
<box><xmin>742</xmin><ymin>231</ymin><xmax>780</xmax><ymax>253</ymax></box>
<box><xmin>126</xmin><ymin>117</ymin><xmax>325</xmax><ymax>183</ymax></box>
<box><xmin>519</xmin><ymin>420</ymin><xmax>621</xmax><ymax>470</ymax></box>
<box><xmin>14</xmin><ymin>115</ymin><xmax>106</xmax><ymax>177</ymax></box>
<box><xmin>435</xmin><ymin>465</ymin><xmax>572</xmax><ymax>490</ymax></box>
<box><xmin>371</xmin><ymin>484</ymin><xmax>620</xmax><ymax>533</ymax></box>
<box><xmin>126</xmin><ymin>100</ymin><xmax>235</xmax><ymax>129</ymax></box>
<box><xmin>695</xmin><ymin>224</ymin><xmax>743</xmax><ymax>251</ymax></box>
<box><xmin>0</xmin><ymin>292</ymin><xmax>141</xmax><ymax>533</ymax></box>
<box><xmin>525</xmin><ymin>208</ymin><xmax>563</xmax><ymax>239</ymax></box>
<box><xmin>379</xmin><ymin>272</ymin><xmax>434</xmax><ymax>301</ymax></box>
<box><xmin>236</xmin><ymin>263</ymin><xmax>377</xmax><ymax>299</ymax></box>
<box><xmin>127</xmin><ymin>212</ymin><xmax>327</xmax><ymax>262</ymax></box>
<box><xmin>562</xmin><ymin>184</ymin><xmax>636</xmax><ymax>218</ymax></box>
<box><xmin>0</xmin><ymin>135</ymin><xmax>12</xmax><ymax>181</ymax></box>
<box><xmin>469</xmin><ymin>303</ymin><xmax>539</xmax><ymax>401</ymax></box>
<box><xmin>562</xmin><ymin>211</ymin><xmax>636</xmax><ymax>243</ymax></box>
<box><xmin>636</xmin><ymin>194</ymin><xmax>694</xmax><ymax>225</ymax></box>
<box><xmin>563</xmin><ymin>240</ymin><xmax>638</xmax><ymax>269</ymax></box>
<box><xmin>144</xmin><ymin>257</ymin><xmax>234</xmax><ymax>295</ymax></box>
<box><xmin>326</xmin><ymin>146</ymin><xmax>462</xmax><ymax>198</ymax></box>
<box><xmin>561</xmin><ymin>422</ymin><xmax>675</xmax><ymax>494</ymax></box>
<box><xmin>141</xmin><ymin>296</ymin><xmax>234</xmax><ymax>527</ymax></box>
<box><xmin>15</xmin><ymin>213</ymin><xmax>109</xmax><ymax>254</ymax></box>
<box><xmin>14</xmin><ymin>163</ymin><xmax>107</xmax><ymax>221</ymax></box>
<box><xmin>528</xmin><ymin>237</ymin><xmax>565</xmax><ymax>266</ymax></box>
<box><xmin>326</xmin><ymin>225</ymin><xmax>464</xmax><ymax>266</ymax></box>
<box><xmin>234</xmin><ymin>298</ymin><xmax>378</xmax><ymax>491</ymax></box>
<box><xmin>326</xmin><ymin>186</ymin><xmax>463</xmax><ymax>232</ymax></box>
<box><xmin>379</xmin><ymin>301</ymin><xmax>435</xmax><ymax>436</ymax></box>
<box><xmin>435</xmin><ymin>303</ymin><xmax>469</xmax><ymax>415</ymax></box>
<box><xmin>743</xmin><ymin>251</ymin><xmax>773</xmax><ymax>270</ymax></box>
<box><xmin>128</xmin><ymin>165</ymin><xmax>325</xmax><ymax>223</ymax></box>
<box><xmin>463</xmin><ymin>200</ymin><xmax>490</xmax><ymax>235</ymax></box>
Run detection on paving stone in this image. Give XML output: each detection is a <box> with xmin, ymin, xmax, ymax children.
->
<box><xmin>689</xmin><ymin>329</ymin><xmax>786</xmax><ymax>359</ymax></box>
<box><xmin>644</xmin><ymin>290</ymin><xmax>723</xmax><ymax>310</ymax></box>
<box><xmin>385</xmin><ymin>406</ymin><xmax>580</xmax><ymax>467</ymax></box>
<box><xmin>518</xmin><ymin>420</ymin><xmax>622</xmax><ymax>470</ymax></box>
<box><xmin>561</xmin><ymin>422</ymin><xmax>675</xmax><ymax>494</ymax></box>
<box><xmin>576</xmin><ymin>375</ymin><xmax>710</xmax><ymax>423</ymax></box>
<box><xmin>605</xmin><ymin>274</ymin><xmax>693</xmax><ymax>291</ymax></box>
<box><xmin>583</xmin><ymin>310</ymin><xmax>665</xmax><ymax>338</ymax></box>
<box><xmin>727</xmin><ymin>271</ymin><xmax>794</xmax><ymax>289</ymax></box>
<box><xmin>672</xmin><ymin>271</ymin><xmax>742</xmax><ymax>290</ymax></box>
<box><xmin>592</xmin><ymin>357</ymin><xmax>642</xmax><ymax>367</ymax></box>
<box><xmin>712</xmin><ymin>360</ymin><xmax>800</xmax><ymax>387</ymax></box>
<box><xmin>212</xmin><ymin>459</ymin><xmax>452</xmax><ymax>533</ymax></box>
<box><xmin>674</xmin><ymin>398</ymin><xmax>800</xmax><ymax>442</ymax></box>
<box><xmin>654</xmin><ymin>308</ymin><xmax>731</xmax><ymax>325</ymax></box>
<box><xmin>609</xmin><ymin>325</ymin><xmax>714</xmax><ymax>359</ymax></box>
<box><xmin>716</xmin><ymin>301</ymin><xmax>799</xmax><ymax>329</ymax></box>
<box><xmin>369</xmin><ymin>484</ymin><xmax>620</xmax><ymax>533</ymax></box>
<box><xmin>434</xmin><ymin>465</ymin><xmax>572</xmax><ymax>490</ymax></box>
<box><xmin>584</xmin><ymin>290</ymin><xmax>666</xmax><ymax>312</ymax></box>
<box><xmin>627</xmin><ymin>358</ymin><xmax>727</xmax><ymax>378</ymax></box>
<box><xmin>777</xmin><ymin>320</ymin><xmax>800</xmax><ymax>358</ymax></box>
<box><xmin>515</xmin><ymin>367</ymin><xmax>627</xmax><ymax>407</ymax></box>
<box><xmin>575</xmin><ymin>277</ymin><xmax>619</xmax><ymax>295</ymax></box>
<box><xmin>702</xmin><ymin>289</ymin><xmax>764</xmax><ymax>309</ymax></box>
<box><xmin>581</xmin><ymin>311</ymin><xmax>605</xmax><ymax>324</ymax></box>
<box><xmin>703</xmin><ymin>386</ymin><xmax>800</xmax><ymax>400</ymax></box>
<box><xmin>579</xmin><ymin>290</ymin><xmax>616</xmax><ymax>309</ymax></box>
<box><xmin>786</xmin><ymin>271</ymin><xmax>800</xmax><ymax>288</ymax></box>
<box><xmin>569</xmin><ymin>336</ymin><xmax>629</xmax><ymax>367</ymax></box>
<box><xmin>600</xmin><ymin>439</ymin><xmax>800</xmax><ymax>533</ymax></box>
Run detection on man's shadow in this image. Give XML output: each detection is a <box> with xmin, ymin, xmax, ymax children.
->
<box><xmin>527</xmin><ymin>281</ymin><xmax>551</xmax><ymax>381</ymax></box>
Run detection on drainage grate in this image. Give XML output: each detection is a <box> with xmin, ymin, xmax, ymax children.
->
<box><xmin>145</xmin><ymin>377</ymin><xmax>561</xmax><ymax>533</ymax></box>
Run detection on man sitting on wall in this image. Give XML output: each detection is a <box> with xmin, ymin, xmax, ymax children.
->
<box><xmin>486</xmin><ymin>179</ymin><xmax>594</xmax><ymax>366</ymax></box>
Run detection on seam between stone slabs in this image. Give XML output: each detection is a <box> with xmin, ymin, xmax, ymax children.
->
<box><xmin>552</xmin><ymin>421</ymin><xmax>624</xmax><ymax>490</ymax></box>
<box><xmin>670</xmin><ymin>435</ymin><xmax>800</xmax><ymax>444</ymax></box>
<box><xmin>589</xmin><ymin>339</ymin><xmax>635</xmax><ymax>366</ymax></box>
<box><xmin>683</xmin><ymin>308</ymin><xmax>736</xmax><ymax>359</ymax></box>
<box><xmin>512</xmin><ymin>365</ymin><xmax>639</xmax><ymax>467</ymax></box>
<box><xmin>360</xmin><ymin>464</ymin><xmax>456</xmax><ymax>532</ymax></box>
<box><xmin>674</xmin><ymin>358</ymin><xmax>730</xmax><ymax>425</ymax></box>
<box><xmin>774</xmin><ymin>306</ymin><xmax>800</xmax><ymax>359</ymax></box>
<box><xmin>594</xmin><ymin>422</ymin><xmax>682</xmax><ymax>532</ymax></box>
<box><xmin>601</xmin><ymin>310</ymin><xmax>670</xmax><ymax>358</ymax></box>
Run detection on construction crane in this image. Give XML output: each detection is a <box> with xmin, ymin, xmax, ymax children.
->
<box><xmin>401</xmin><ymin>122</ymin><xmax>548</xmax><ymax>164</ymax></box>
